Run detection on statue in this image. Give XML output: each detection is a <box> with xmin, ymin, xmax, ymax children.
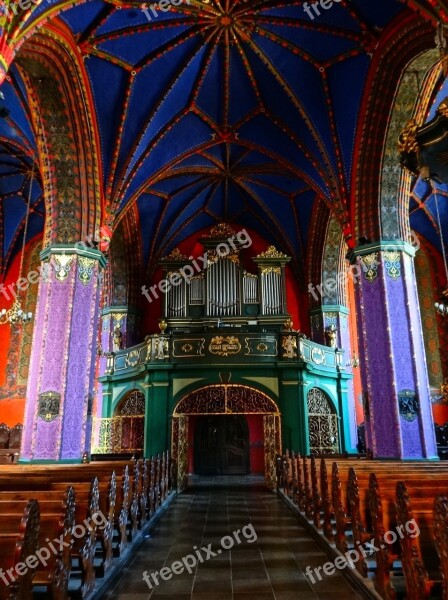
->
<box><xmin>155</xmin><ymin>336</ymin><xmax>169</xmax><ymax>360</ymax></box>
<box><xmin>112</xmin><ymin>324</ymin><xmax>123</xmax><ymax>352</ymax></box>
<box><xmin>282</xmin><ymin>335</ymin><xmax>297</xmax><ymax>359</ymax></box>
<box><xmin>325</xmin><ymin>324</ymin><xmax>337</xmax><ymax>348</ymax></box>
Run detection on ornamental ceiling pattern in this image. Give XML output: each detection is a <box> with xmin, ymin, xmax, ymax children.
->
<box><xmin>0</xmin><ymin>0</ymin><xmax>446</xmax><ymax>277</ymax></box>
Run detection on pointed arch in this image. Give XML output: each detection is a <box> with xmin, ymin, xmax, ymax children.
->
<box><xmin>354</xmin><ymin>15</ymin><xmax>434</xmax><ymax>240</ymax></box>
<box><xmin>380</xmin><ymin>50</ymin><xmax>441</xmax><ymax>240</ymax></box>
<box><xmin>14</xmin><ymin>24</ymin><xmax>103</xmax><ymax>245</ymax></box>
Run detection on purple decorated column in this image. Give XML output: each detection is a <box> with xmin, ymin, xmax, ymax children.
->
<box><xmin>354</xmin><ymin>241</ymin><xmax>437</xmax><ymax>459</ymax></box>
<box><xmin>21</xmin><ymin>245</ymin><xmax>106</xmax><ymax>462</ymax></box>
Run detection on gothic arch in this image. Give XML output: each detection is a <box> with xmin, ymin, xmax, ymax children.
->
<box><xmin>173</xmin><ymin>384</ymin><xmax>280</xmax><ymax>416</ymax></box>
<box><xmin>307</xmin><ymin>387</ymin><xmax>339</xmax><ymax>455</ymax></box>
<box><xmin>321</xmin><ymin>216</ymin><xmax>347</xmax><ymax>307</ymax></box>
<box><xmin>114</xmin><ymin>390</ymin><xmax>145</xmax><ymax>417</ymax></box>
<box><xmin>415</xmin><ymin>236</ymin><xmax>448</xmax><ymax>389</ymax></box>
<box><xmin>306</xmin><ymin>200</ymin><xmax>331</xmax><ymax>302</ymax></box>
<box><xmin>354</xmin><ymin>15</ymin><xmax>435</xmax><ymax>240</ymax></box>
<box><xmin>380</xmin><ymin>49</ymin><xmax>441</xmax><ymax>240</ymax></box>
<box><xmin>103</xmin><ymin>206</ymin><xmax>142</xmax><ymax>309</ymax></box>
<box><xmin>14</xmin><ymin>26</ymin><xmax>103</xmax><ymax>245</ymax></box>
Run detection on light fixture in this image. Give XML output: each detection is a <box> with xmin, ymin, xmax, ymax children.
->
<box><xmin>432</xmin><ymin>184</ymin><xmax>448</xmax><ymax>317</ymax></box>
<box><xmin>0</xmin><ymin>164</ymin><xmax>34</xmax><ymax>326</ymax></box>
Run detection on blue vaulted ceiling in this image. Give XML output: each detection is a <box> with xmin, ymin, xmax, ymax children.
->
<box><xmin>0</xmin><ymin>0</ymin><xmax>432</xmax><ymax>276</ymax></box>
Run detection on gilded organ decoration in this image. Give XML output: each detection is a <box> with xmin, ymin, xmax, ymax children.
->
<box><xmin>173</xmin><ymin>339</ymin><xmax>205</xmax><ymax>357</ymax></box>
<box><xmin>311</xmin><ymin>347</ymin><xmax>326</xmax><ymax>365</ymax></box>
<box><xmin>209</xmin><ymin>336</ymin><xmax>241</xmax><ymax>356</ymax></box>
<box><xmin>257</xmin><ymin>246</ymin><xmax>288</xmax><ymax>259</ymax></box>
<box><xmin>282</xmin><ymin>335</ymin><xmax>297</xmax><ymax>359</ymax></box>
<box><xmin>125</xmin><ymin>350</ymin><xmax>140</xmax><ymax>368</ymax></box>
<box><xmin>154</xmin><ymin>336</ymin><xmax>169</xmax><ymax>360</ymax></box>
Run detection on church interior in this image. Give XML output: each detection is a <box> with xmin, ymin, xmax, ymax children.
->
<box><xmin>2</xmin><ymin>0</ymin><xmax>448</xmax><ymax>598</ymax></box>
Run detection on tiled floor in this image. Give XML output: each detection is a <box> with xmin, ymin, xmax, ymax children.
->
<box><xmin>101</xmin><ymin>476</ymin><xmax>364</xmax><ymax>599</ymax></box>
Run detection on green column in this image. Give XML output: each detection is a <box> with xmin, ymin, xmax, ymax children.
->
<box><xmin>144</xmin><ymin>368</ymin><xmax>171</xmax><ymax>456</ymax></box>
<box><xmin>279</xmin><ymin>369</ymin><xmax>307</xmax><ymax>454</ymax></box>
<box><xmin>337</xmin><ymin>372</ymin><xmax>357</xmax><ymax>454</ymax></box>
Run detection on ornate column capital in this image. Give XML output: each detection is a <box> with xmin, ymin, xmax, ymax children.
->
<box><xmin>310</xmin><ymin>305</ymin><xmax>349</xmax><ymax>316</ymax></box>
<box><xmin>40</xmin><ymin>244</ymin><xmax>107</xmax><ymax>268</ymax></box>
<box><xmin>351</xmin><ymin>239</ymin><xmax>416</xmax><ymax>262</ymax></box>
<box><xmin>101</xmin><ymin>305</ymin><xmax>137</xmax><ymax>317</ymax></box>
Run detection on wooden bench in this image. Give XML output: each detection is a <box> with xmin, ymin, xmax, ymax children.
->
<box><xmin>0</xmin><ymin>453</ymin><xmax>174</xmax><ymax>599</ymax></box>
<box><xmin>0</xmin><ymin>487</ymin><xmax>75</xmax><ymax>600</ymax></box>
<box><xmin>0</xmin><ymin>499</ymin><xmax>39</xmax><ymax>600</ymax></box>
<box><xmin>277</xmin><ymin>453</ymin><xmax>448</xmax><ymax>600</ymax></box>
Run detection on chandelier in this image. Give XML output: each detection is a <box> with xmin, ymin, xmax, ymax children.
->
<box><xmin>0</xmin><ymin>164</ymin><xmax>34</xmax><ymax>326</ymax></box>
<box><xmin>433</xmin><ymin>184</ymin><xmax>448</xmax><ymax>317</ymax></box>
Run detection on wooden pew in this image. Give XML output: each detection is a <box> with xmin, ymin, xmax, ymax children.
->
<box><xmin>129</xmin><ymin>461</ymin><xmax>140</xmax><ymax>540</ymax></box>
<box><xmin>139</xmin><ymin>459</ymin><xmax>148</xmax><ymax>526</ymax></box>
<box><xmin>0</xmin><ymin>487</ymin><xmax>75</xmax><ymax>600</ymax></box>
<box><xmin>69</xmin><ymin>477</ymin><xmax>100</xmax><ymax>599</ymax></box>
<box><xmin>433</xmin><ymin>494</ymin><xmax>448</xmax><ymax>600</ymax></box>
<box><xmin>115</xmin><ymin>465</ymin><xmax>130</xmax><ymax>557</ymax></box>
<box><xmin>0</xmin><ymin>454</ymin><xmax>174</xmax><ymax>599</ymax></box>
<box><xmin>320</xmin><ymin>458</ymin><xmax>333</xmax><ymax>540</ymax></box>
<box><xmin>396</xmin><ymin>481</ymin><xmax>442</xmax><ymax>600</ymax></box>
<box><xmin>0</xmin><ymin>499</ymin><xmax>39</xmax><ymax>600</ymax></box>
<box><xmin>277</xmin><ymin>453</ymin><xmax>448</xmax><ymax>600</ymax></box>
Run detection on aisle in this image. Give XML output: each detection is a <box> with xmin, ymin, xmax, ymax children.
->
<box><xmin>101</xmin><ymin>476</ymin><xmax>364</xmax><ymax>600</ymax></box>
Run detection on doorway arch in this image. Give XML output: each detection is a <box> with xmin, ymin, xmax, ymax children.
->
<box><xmin>172</xmin><ymin>384</ymin><xmax>281</xmax><ymax>489</ymax></box>
<box><xmin>307</xmin><ymin>388</ymin><xmax>339</xmax><ymax>454</ymax></box>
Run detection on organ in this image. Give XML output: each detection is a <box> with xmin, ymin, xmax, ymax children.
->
<box><xmin>159</xmin><ymin>224</ymin><xmax>291</xmax><ymax>329</ymax></box>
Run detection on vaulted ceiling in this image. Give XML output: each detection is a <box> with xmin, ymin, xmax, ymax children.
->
<box><xmin>0</xmin><ymin>0</ymin><xmax>445</xmax><ymax>277</ymax></box>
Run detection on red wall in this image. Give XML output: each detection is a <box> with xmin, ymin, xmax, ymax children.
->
<box><xmin>0</xmin><ymin>237</ymin><xmax>40</xmax><ymax>426</ymax></box>
<box><xmin>347</xmin><ymin>274</ymin><xmax>364</xmax><ymax>425</ymax></box>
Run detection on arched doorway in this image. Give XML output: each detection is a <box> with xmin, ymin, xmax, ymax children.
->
<box><xmin>172</xmin><ymin>385</ymin><xmax>281</xmax><ymax>489</ymax></box>
<box><xmin>93</xmin><ymin>390</ymin><xmax>145</xmax><ymax>455</ymax></box>
<box><xmin>307</xmin><ymin>388</ymin><xmax>339</xmax><ymax>454</ymax></box>
<box><xmin>194</xmin><ymin>415</ymin><xmax>249</xmax><ymax>475</ymax></box>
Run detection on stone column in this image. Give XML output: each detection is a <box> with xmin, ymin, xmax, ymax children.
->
<box><xmin>353</xmin><ymin>241</ymin><xmax>437</xmax><ymax>459</ymax></box>
<box><xmin>21</xmin><ymin>245</ymin><xmax>106</xmax><ymax>462</ymax></box>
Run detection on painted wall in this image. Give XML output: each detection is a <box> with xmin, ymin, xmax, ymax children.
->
<box><xmin>0</xmin><ymin>235</ymin><xmax>41</xmax><ymax>426</ymax></box>
<box><xmin>347</xmin><ymin>273</ymin><xmax>364</xmax><ymax>425</ymax></box>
